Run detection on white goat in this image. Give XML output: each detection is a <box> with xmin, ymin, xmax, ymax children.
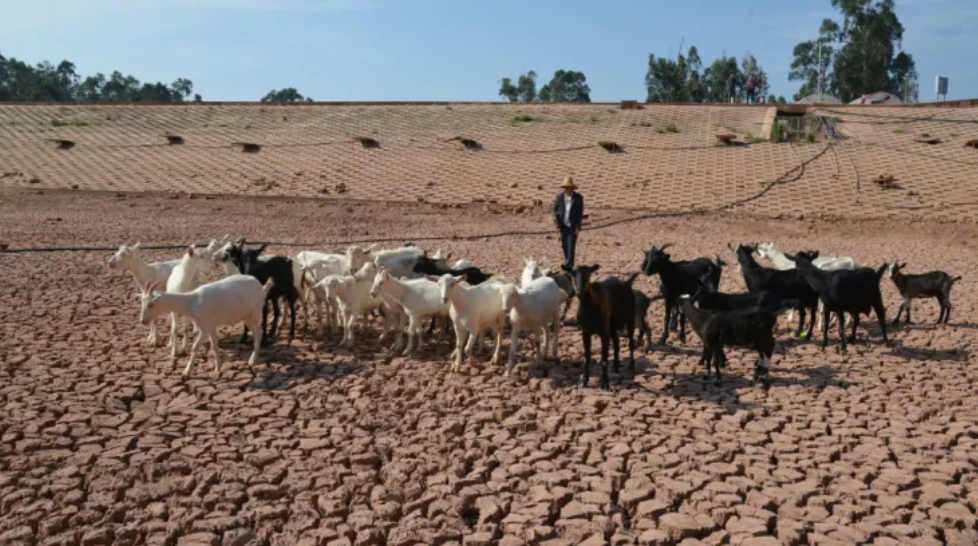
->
<box><xmin>139</xmin><ymin>275</ymin><xmax>265</xmax><ymax>378</ymax></box>
<box><xmin>431</xmin><ymin>249</ymin><xmax>473</xmax><ymax>271</ymax></box>
<box><xmin>501</xmin><ymin>278</ymin><xmax>561</xmax><ymax>376</ymax></box>
<box><xmin>108</xmin><ymin>242</ymin><xmax>183</xmax><ymax>346</ymax></box>
<box><xmin>346</xmin><ymin>244</ymin><xmax>424</xmax><ymax>279</ymax></box>
<box><xmin>520</xmin><ymin>258</ymin><xmax>545</xmax><ymax>288</ymax></box>
<box><xmin>314</xmin><ymin>263</ymin><xmax>387</xmax><ymax>348</ymax></box>
<box><xmin>370</xmin><ymin>268</ymin><xmax>450</xmax><ymax>355</ymax></box>
<box><xmin>299</xmin><ymin>252</ymin><xmax>349</xmax><ymax>333</ymax></box>
<box><xmin>434</xmin><ymin>274</ymin><xmax>508</xmax><ymax>373</ymax></box>
<box><xmin>165</xmin><ymin>246</ymin><xmax>213</xmax><ymax>359</ymax></box>
<box><xmin>756</xmin><ymin>242</ymin><xmax>857</xmax><ymax>331</ymax></box>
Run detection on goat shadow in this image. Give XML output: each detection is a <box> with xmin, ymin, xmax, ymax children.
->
<box><xmin>243</xmin><ymin>345</ymin><xmax>367</xmax><ymax>391</ymax></box>
<box><xmin>882</xmin><ymin>339</ymin><xmax>970</xmax><ymax>363</ymax></box>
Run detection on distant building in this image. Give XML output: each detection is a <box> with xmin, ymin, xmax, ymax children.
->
<box><xmin>849</xmin><ymin>92</ymin><xmax>903</xmax><ymax>105</ymax></box>
<box><xmin>796</xmin><ymin>93</ymin><xmax>842</xmax><ymax>105</ymax></box>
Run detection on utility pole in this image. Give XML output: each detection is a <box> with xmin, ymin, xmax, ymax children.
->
<box><xmin>817</xmin><ymin>40</ymin><xmax>823</xmax><ymax>98</ymax></box>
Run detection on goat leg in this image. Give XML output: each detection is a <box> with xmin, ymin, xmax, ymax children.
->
<box><xmin>182</xmin><ymin>329</ymin><xmax>205</xmax><ymax>379</ymax></box>
<box><xmin>805</xmin><ymin>302</ymin><xmax>817</xmax><ymax>339</ymax></box>
<box><xmin>677</xmin><ymin>311</ymin><xmax>687</xmax><ymax>344</ymax></box>
<box><xmin>847</xmin><ymin>313</ymin><xmax>860</xmax><ymax>344</ymax></box>
<box><xmin>657</xmin><ymin>304</ymin><xmax>670</xmax><ymax>346</ymax></box>
<box><xmin>820</xmin><ymin>308</ymin><xmax>831</xmax><ymax>351</ymax></box>
<box><xmin>288</xmin><ymin>296</ymin><xmax>297</xmax><ymax>345</ymax></box>
<box><xmin>560</xmin><ymin>298</ymin><xmax>572</xmax><ymax>323</ymax></box>
<box><xmin>599</xmin><ymin>335</ymin><xmax>611</xmax><ymax>391</ymax></box>
<box><xmin>580</xmin><ymin>333</ymin><xmax>592</xmax><ymax>388</ymax></box>
<box><xmin>874</xmin><ymin>300</ymin><xmax>889</xmax><ymax>345</ymax></box>
<box><xmin>712</xmin><ymin>345</ymin><xmax>723</xmax><ymax>385</ymax></box>
<box><xmin>627</xmin><ymin>326</ymin><xmax>635</xmax><ymax>375</ymax></box>
<box><xmin>260</xmin><ymin>300</ymin><xmax>271</xmax><ymax>347</ymax></box>
<box><xmin>892</xmin><ymin>299</ymin><xmax>905</xmax><ymax>325</ymax></box>
<box><xmin>611</xmin><ymin>334</ymin><xmax>621</xmax><ymax>373</ymax></box>
<box><xmin>837</xmin><ymin>309</ymin><xmax>848</xmax><ymax>353</ymax></box>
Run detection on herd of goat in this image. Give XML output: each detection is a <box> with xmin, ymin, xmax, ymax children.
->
<box><xmin>108</xmin><ymin>236</ymin><xmax>961</xmax><ymax>390</ymax></box>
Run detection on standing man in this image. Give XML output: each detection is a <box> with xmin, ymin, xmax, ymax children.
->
<box><xmin>552</xmin><ymin>176</ymin><xmax>583</xmax><ymax>270</ymax></box>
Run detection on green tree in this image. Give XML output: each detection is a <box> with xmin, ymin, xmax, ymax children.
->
<box><xmin>498</xmin><ymin>70</ymin><xmax>537</xmax><ymax>102</ymax></box>
<box><xmin>645</xmin><ymin>47</ymin><xmax>705</xmax><ymax>103</ymax></box>
<box><xmin>685</xmin><ymin>46</ymin><xmax>707</xmax><ymax>102</ymax></box>
<box><xmin>261</xmin><ymin>88</ymin><xmax>313</xmax><ymax>103</ymax></box>
<box><xmin>644</xmin><ymin>53</ymin><xmax>687</xmax><ymax>103</ymax></box>
<box><xmin>789</xmin><ymin>19</ymin><xmax>840</xmax><ymax>101</ymax></box>
<box><xmin>645</xmin><ymin>46</ymin><xmax>752</xmax><ymax>103</ymax></box>
<box><xmin>0</xmin><ymin>51</ymin><xmax>192</xmax><ymax>103</ymax></box>
<box><xmin>538</xmin><ymin>70</ymin><xmax>590</xmax><ymax>102</ymax></box>
<box><xmin>789</xmin><ymin>1</ymin><xmax>916</xmax><ymax>102</ymax></box>
<box><xmin>498</xmin><ymin>77</ymin><xmax>518</xmax><ymax>102</ymax></box>
<box><xmin>740</xmin><ymin>53</ymin><xmax>769</xmax><ymax>102</ymax></box>
<box><xmin>703</xmin><ymin>55</ymin><xmax>741</xmax><ymax>103</ymax></box>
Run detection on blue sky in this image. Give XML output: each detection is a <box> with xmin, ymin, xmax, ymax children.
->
<box><xmin>4</xmin><ymin>0</ymin><xmax>976</xmax><ymax>102</ymax></box>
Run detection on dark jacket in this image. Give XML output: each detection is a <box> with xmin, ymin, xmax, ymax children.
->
<box><xmin>552</xmin><ymin>191</ymin><xmax>584</xmax><ymax>231</ymax></box>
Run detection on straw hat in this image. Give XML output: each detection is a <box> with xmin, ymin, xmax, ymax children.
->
<box><xmin>559</xmin><ymin>176</ymin><xmax>577</xmax><ymax>189</ymax></box>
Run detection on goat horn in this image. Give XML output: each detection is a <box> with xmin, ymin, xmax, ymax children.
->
<box><xmin>659</xmin><ymin>243</ymin><xmax>672</xmax><ymax>251</ymax></box>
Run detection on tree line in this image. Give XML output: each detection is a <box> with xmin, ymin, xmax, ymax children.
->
<box><xmin>0</xmin><ymin>1</ymin><xmax>918</xmax><ymax>105</ymax></box>
<box><xmin>497</xmin><ymin>0</ymin><xmax>916</xmax><ymax>104</ymax></box>
<box><xmin>0</xmin><ymin>53</ymin><xmax>197</xmax><ymax>103</ymax></box>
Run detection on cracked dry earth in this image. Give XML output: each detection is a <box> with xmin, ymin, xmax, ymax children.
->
<box><xmin>4</xmin><ymin>189</ymin><xmax>978</xmax><ymax>546</ymax></box>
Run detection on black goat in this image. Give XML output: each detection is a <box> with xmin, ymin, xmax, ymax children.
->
<box><xmin>224</xmin><ymin>240</ymin><xmax>298</xmax><ymax>346</ymax></box>
<box><xmin>641</xmin><ymin>244</ymin><xmax>723</xmax><ymax>345</ymax></box>
<box><xmin>413</xmin><ymin>256</ymin><xmax>492</xmax><ymax>285</ymax></box>
<box><xmin>572</xmin><ymin>265</ymin><xmax>639</xmax><ymax>390</ymax></box>
<box><xmin>632</xmin><ymin>289</ymin><xmax>656</xmax><ymax>351</ymax></box>
<box><xmin>732</xmin><ymin>243</ymin><xmax>819</xmax><ymax>339</ymax></box>
<box><xmin>785</xmin><ymin>251</ymin><xmax>888</xmax><ymax>352</ymax></box>
<box><xmin>886</xmin><ymin>262</ymin><xmax>961</xmax><ymax>325</ymax></box>
<box><xmin>679</xmin><ymin>295</ymin><xmax>777</xmax><ymax>388</ymax></box>
<box><xmin>695</xmin><ymin>272</ymin><xmax>796</xmax><ymax>313</ymax></box>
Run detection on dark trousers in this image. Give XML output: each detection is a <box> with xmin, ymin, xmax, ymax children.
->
<box><xmin>560</xmin><ymin>226</ymin><xmax>578</xmax><ymax>268</ymax></box>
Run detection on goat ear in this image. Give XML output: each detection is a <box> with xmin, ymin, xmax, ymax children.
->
<box><xmin>187</xmin><ymin>246</ymin><xmax>195</xmax><ymax>257</ymax></box>
<box><xmin>365</xmin><ymin>243</ymin><xmax>378</xmax><ymax>252</ymax></box>
<box><xmin>590</xmin><ymin>264</ymin><xmax>601</xmax><ymax>272</ymax></box>
<box><xmin>132</xmin><ymin>242</ymin><xmax>141</xmax><ymax>250</ymax></box>
<box><xmin>142</xmin><ymin>278</ymin><xmax>154</xmax><ymax>294</ymax></box>
<box><xmin>898</xmin><ymin>262</ymin><xmax>907</xmax><ymax>269</ymax></box>
<box><xmin>255</xmin><ymin>244</ymin><xmax>268</xmax><ymax>255</ymax></box>
<box><xmin>446</xmin><ymin>251</ymin><xmax>453</xmax><ymax>260</ymax></box>
<box><xmin>147</xmin><ymin>281</ymin><xmax>159</xmax><ymax>295</ymax></box>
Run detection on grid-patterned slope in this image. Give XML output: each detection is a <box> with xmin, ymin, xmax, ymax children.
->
<box><xmin>1</xmin><ymin>103</ymin><xmax>977</xmax><ymax>221</ymax></box>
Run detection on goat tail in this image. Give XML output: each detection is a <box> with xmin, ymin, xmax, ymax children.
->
<box><xmin>624</xmin><ymin>272</ymin><xmax>641</xmax><ymax>287</ymax></box>
<box><xmin>875</xmin><ymin>263</ymin><xmax>888</xmax><ymax>280</ymax></box>
<box><xmin>263</xmin><ymin>278</ymin><xmax>275</xmax><ymax>296</ymax></box>
<box><xmin>951</xmin><ymin>275</ymin><xmax>963</xmax><ymax>285</ymax></box>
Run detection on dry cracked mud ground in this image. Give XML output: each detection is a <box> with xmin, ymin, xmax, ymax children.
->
<box><xmin>3</xmin><ymin>188</ymin><xmax>978</xmax><ymax>546</ymax></box>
